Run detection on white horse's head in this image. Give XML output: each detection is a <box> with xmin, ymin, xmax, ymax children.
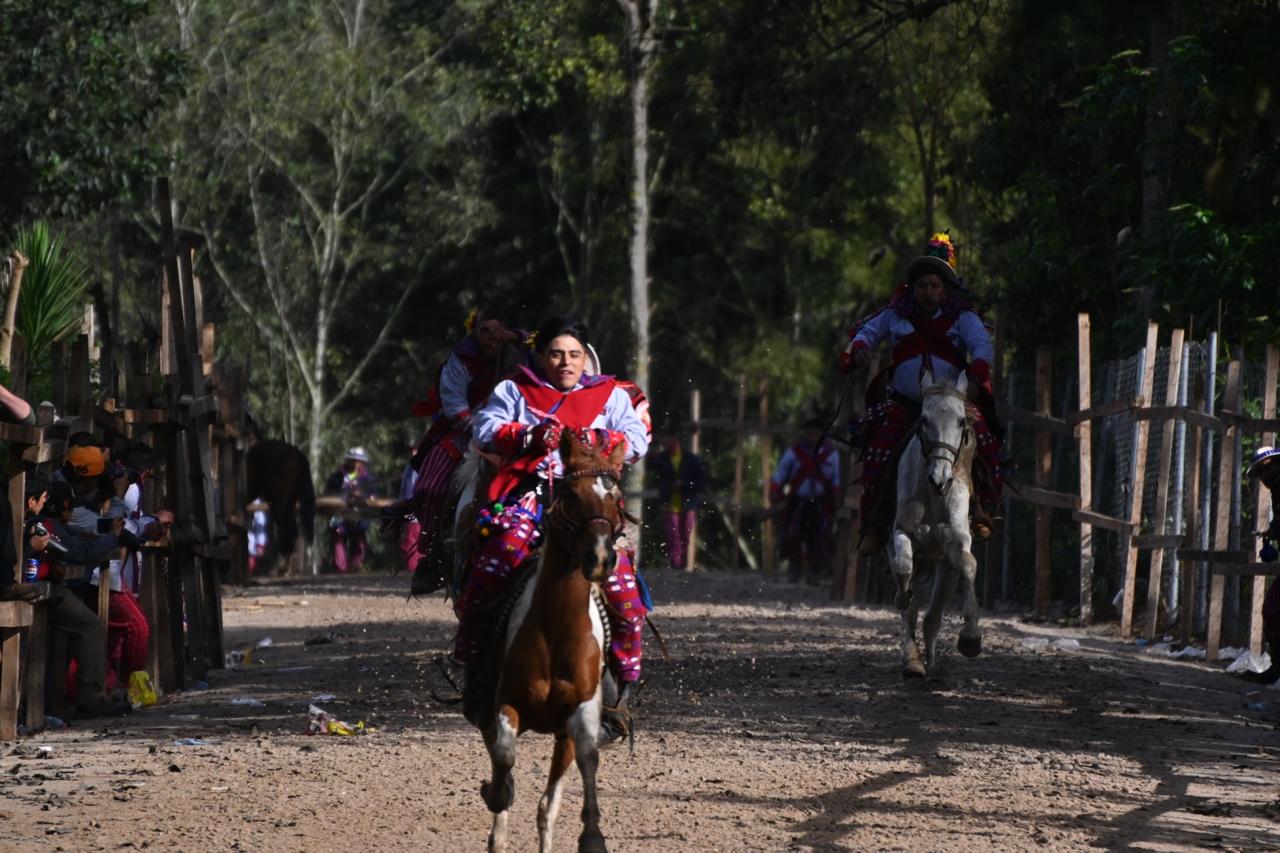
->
<box><xmin>918</xmin><ymin>369</ymin><xmax>972</xmax><ymax>497</ymax></box>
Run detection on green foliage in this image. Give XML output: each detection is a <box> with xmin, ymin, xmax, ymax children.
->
<box><xmin>9</xmin><ymin>222</ymin><xmax>90</xmax><ymax>355</ymax></box>
<box><xmin>0</xmin><ymin>0</ymin><xmax>184</xmax><ymax>232</ymax></box>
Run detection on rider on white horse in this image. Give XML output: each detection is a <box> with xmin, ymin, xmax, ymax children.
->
<box><xmin>844</xmin><ymin>232</ymin><xmax>1004</xmax><ymax>552</ymax></box>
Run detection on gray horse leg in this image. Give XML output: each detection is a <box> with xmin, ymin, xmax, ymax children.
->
<box><xmin>891</xmin><ymin>530</ymin><xmax>925</xmax><ymax>678</ymax></box>
<box><xmin>954</xmin><ymin>542</ymin><xmax>982</xmax><ymax>658</ymax></box>
<box><xmin>922</xmin><ymin>559</ymin><xmax>960</xmax><ymax>674</ymax></box>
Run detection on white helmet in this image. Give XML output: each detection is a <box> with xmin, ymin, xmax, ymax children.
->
<box><xmin>344</xmin><ymin>446</ymin><xmax>369</xmax><ymax>463</ymax></box>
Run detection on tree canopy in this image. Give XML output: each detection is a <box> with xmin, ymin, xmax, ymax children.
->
<box><xmin>2</xmin><ymin>0</ymin><xmax>1277</xmax><ymax>491</ymax></box>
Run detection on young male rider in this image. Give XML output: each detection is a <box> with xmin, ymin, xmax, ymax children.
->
<box><xmin>452</xmin><ymin>315</ymin><xmax>650</xmax><ymax>741</ymax></box>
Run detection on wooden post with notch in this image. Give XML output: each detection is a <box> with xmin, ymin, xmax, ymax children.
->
<box><xmin>1143</xmin><ymin>328</ymin><xmax>1186</xmax><ymax>639</ymax></box>
<box><xmin>1076</xmin><ymin>314</ymin><xmax>1094</xmax><ymax>622</ymax></box>
<box><xmin>1120</xmin><ymin>323</ymin><xmax>1159</xmax><ymax>638</ymax></box>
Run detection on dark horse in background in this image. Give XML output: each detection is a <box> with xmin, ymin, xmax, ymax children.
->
<box><xmin>246</xmin><ymin>440</ymin><xmax>316</xmax><ymax>565</ymax></box>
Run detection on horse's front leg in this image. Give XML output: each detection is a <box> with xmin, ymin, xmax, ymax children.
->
<box><xmin>568</xmin><ymin>689</ymin><xmax>608</xmax><ymax>853</ymax></box>
<box><xmin>538</xmin><ymin>733</ymin><xmax>575</xmax><ymax>853</ymax></box>
<box><xmin>890</xmin><ymin>528</ymin><xmax>925</xmax><ymax>679</ymax></box>
<box><xmin>922</xmin><ymin>559</ymin><xmax>959</xmax><ymax>675</ymax></box>
<box><xmin>481</xmin><ymin>706</ymin><xmax>519</xmax><ymax>853</ymax></box>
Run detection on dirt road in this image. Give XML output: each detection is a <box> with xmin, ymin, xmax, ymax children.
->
<box><xmin>2</xmin><ymin>571</ymin><xmax>1278</xmax><ymax>852</ymax></box>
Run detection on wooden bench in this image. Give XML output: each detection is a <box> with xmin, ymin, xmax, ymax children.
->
<box><xmin>0</xmin><ymin>600</ymin><xmax>34</xmax><ymax>739</ymax></box>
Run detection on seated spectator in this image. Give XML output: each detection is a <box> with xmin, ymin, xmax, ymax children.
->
<box><xmin>20</xmin><ymin>480</ymin><xmax>132</xmax><ymax>717</ymax></box>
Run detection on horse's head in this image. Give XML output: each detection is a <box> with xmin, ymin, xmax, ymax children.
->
<box><xmin>549</xmin><ymin>431</ymin><xmax>627</xmax><ymax>583</ymax></box>
<box><xmin>919</xmin><ymin>369</ymin><xmax>974</xmax><ymax>497</ymax></box>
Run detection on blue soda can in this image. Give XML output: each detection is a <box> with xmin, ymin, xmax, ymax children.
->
<box><xmin>23</xmin><ymin>558</ymin><xmax>39</xmax><ymax>582</ymax></box>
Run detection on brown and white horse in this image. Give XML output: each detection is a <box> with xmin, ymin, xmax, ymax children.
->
<box><xmin>479</xmin><ymin>432</ymin><xmax>626</xmax><ymax>853</ymax></box>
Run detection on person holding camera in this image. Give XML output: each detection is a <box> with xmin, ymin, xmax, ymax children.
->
<box><xmin>19</xmin><ymin>480</ymin><xmax>132</xmax><ymax>718</ymax></box>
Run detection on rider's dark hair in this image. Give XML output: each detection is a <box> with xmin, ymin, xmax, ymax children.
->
<box><xmin>476</xmin><ymin>307</ymin><xmax>508</xmax><ymax>326</ymax></box>
<box><xmin>534</xmin><ymin>315</ymin><xmax>590</xmax><ymax>352</ymax></box>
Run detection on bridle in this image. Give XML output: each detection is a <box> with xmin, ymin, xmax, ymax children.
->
<box><xmin>918</xmin><ymin>385</ymin><xmax>974</xmax><ymax>467</ymax></box>
<box><xmin>546</xmin><ymin>466</ymin><xmax>625</xmax><ymax>544</ymax></box>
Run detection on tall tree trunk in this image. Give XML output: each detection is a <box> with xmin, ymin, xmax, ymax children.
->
<box><xmin>0</xmin><ymin>252</ymin><xmax>28</xmax><ymax>371</ymax></box>
<box><xmin>618</xmin><ymin>0</ymin><xmax>660</xmax><ymax>552</ymax></box>
<box><xmin>1138</xmin><ymin>1</ymin><xmax>1178</xmax><ymax>322</ymax></box>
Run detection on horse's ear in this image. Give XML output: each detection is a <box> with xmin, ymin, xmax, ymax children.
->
<box><xmin>955</xmin><ymin>370</ymin><xmax>968</xmax><ymax>396</ymax></box>
<box><xmin>559</xmin><ymin>428</ymin><xmax>581</xmax><ymax>462</ymax></box>
<box><xmin>607</xmin><ymin>438</ymin><xmax>627</xmax><ymax>469</ymax></box>
<box><xmin>922</xmin><ymin>367</ymin><xmax>935</xmax><ymax>388</ymax></box>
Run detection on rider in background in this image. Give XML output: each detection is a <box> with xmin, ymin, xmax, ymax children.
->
<box><xmin>454</xmin><ymin>315</ymin><xmax>650</xmax><ymax>738</ymax></box>
<box><xmin>398</xmin><ymin>441</ymin><xmax>421</xmax><ymax>577</ymax></box>
<box><xmin>409</xmin><ymin>308</ymin><xmax>530</xmax><ymax>595</ymax></box>
<box><xmin>325</xmin><ymin>447</ymin><xmax>376</xmax><ymax>572</ymax></box>
<box><xmin>843</xmin><ymin>232</ymin><xmax>1003</xmax><ymax>552</ymax></box>
<box><xmin>770</xmin><ymin>416</ymin><xmax>839</xmax><ymax>584</ymax></box>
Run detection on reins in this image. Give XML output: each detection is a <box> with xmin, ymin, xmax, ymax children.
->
<box><xmin>545</xmin><ymin>466</ymin><xmax>626</xmax><ymax>546</ymax></box>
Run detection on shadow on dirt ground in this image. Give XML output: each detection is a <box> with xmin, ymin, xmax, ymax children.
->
<box><xmin>1</xmin><ymin>571</ymin><xmax>1277</xmax><ymax>851</ymax></box>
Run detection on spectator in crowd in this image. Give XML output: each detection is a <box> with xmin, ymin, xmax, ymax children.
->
<box><xmin>20</xmin><ymin>480</ymin><xmax>133</xmax><ymax>717</ymax></box>
<box><xmin>649</xmin><ymin>432</ymin><xmax>709</xmax><ymax>570</ymax></box>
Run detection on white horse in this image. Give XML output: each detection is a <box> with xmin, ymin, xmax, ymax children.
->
<box><xmin>889</xmin><ymin>369</ymin><xmax>983</xmax><ymax>678</ymax></box>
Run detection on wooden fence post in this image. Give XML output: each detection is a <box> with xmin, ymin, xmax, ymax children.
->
<box><xmin>759</xmin><ymin>377</ymin><xmax>775</xmax><ymax>574</ymax></box>
<box><xmin>1034</xmin><ymin>347</ymin><xmax>1052</xmax><ymax>617</ymax></box>
<box><xmin>1077</xmin><ymin>314</ymin><xmax>1094</xmax><ymax>622</ymax></box>
<box><xmin>1120</xmin><ymin>323</ymin><xmax>1160</xmax><ymax>638</ymax></box>
<box><xmin>1143</xmin><ymin>328</ymin><xmax>1186</xmax><ymax>639</ymax></box>
<box><xmin>1207</xmin><ymin>359</ymin><xmax>1241</xmax><ymax>662</ymax></box>
<box><xmin>731</xmin><ymin>378</ymin><xmax>746</xmax><ymax>570</ymax></box>
<box><xmin>686</xmin><ymin>388</ymin><xmax>701</xmax><ymax>571</ymax></box>
<box><xmin>1249</xmin><ymin>345</ymin><xmax>1278</xmax><ymax>653</ymax></box>
<box><xmin>1180</xmin><ymin>370</ymin><xmax>1206</xmax><ymax>646</ymax></box>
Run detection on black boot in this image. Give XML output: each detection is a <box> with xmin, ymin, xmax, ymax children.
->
<box><xmin>598</xmin><ymin>675</ymin><xmax>635</xmax><ymax>748</ymax></box>
<box><xmin>411</xmin><ymin>537</ymin><xmax>448</xmax><ymax>596</ymax></box>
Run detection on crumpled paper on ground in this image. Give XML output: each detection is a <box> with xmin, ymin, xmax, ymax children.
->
<box><xmin>306</xmin><ymin>704</ymin><xmax>371</xmax><ymax>736</ymax></box>
<box><xmin>128</xmin><ymin>671</ymin><xmax>158</xmax><ymax>708</ymax></box>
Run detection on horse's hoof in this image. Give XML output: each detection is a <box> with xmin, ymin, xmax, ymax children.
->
<box><xmin>481</xmin><ymin>777</ymin><xmax>515</xmax><ymax>813</ymax></box>
<box><xmin>578</xmin><ymin>831</ymin><xmax>608</xmax><ymax>853</ymax></box>
<box><xmin>902</xmin><ymin>660</ymin><xmax>926</xmax><ymax>680</ymax></box>
<box><xmin>957</xmin><ymin>634</ymin><xmax>982</xmax><ymax>658</ymax></box>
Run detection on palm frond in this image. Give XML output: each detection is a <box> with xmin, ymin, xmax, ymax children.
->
<box><xmin>10</xmin><ymin>222</ymin><xmax>90</xmax><ymax>355</ymax></box>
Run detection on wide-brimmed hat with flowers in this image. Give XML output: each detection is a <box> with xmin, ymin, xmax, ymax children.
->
<box><xmin>905</xmin><ymin>231</ymin><xmax>960</xmax><ymax>289</ymax></box>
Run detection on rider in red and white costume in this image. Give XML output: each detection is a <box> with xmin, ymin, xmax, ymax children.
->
<box><xmin>453</xmin><ymin>316</ymin><xmax>650</xmax><ymax>733</ymax></box>
<box><xmin>844</xmin><ymin>233</ymin><xmax>1003</xmax><ymax>551</ymax></box>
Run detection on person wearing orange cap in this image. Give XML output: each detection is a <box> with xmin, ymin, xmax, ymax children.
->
<box><xmin>843</xmin><ymin>233</ymin><xmax>1004</xmax><ymax>552</ymax></box>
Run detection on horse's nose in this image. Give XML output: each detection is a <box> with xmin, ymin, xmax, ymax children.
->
<box><xmin>929</xmin><ymin>474</ymin><xmax>952</xmax><ymax>496</ymax></box>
